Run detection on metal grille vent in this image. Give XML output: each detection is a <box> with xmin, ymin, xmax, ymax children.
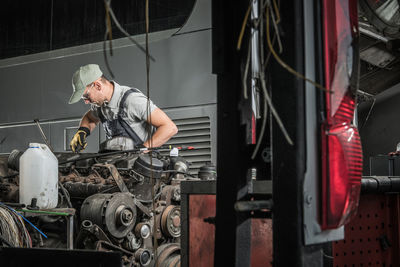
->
<box><xmin>162</xmin><ymin>116</ymin><xmax>212</xmax><ymax>176</ymax></box>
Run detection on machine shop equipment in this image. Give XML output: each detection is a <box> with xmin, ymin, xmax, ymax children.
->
<box><xmin>0</xmin><ymin>137</ymin><xmax>196</xmax><ymax>267</ymax></box>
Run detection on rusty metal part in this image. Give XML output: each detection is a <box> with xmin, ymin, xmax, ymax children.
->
<box><xmin>172</xmin><ymin>187</ymin><xmax>181</xmax><ymax>202</ymax></box>
<box><xmin>155</xmin><ymin>243</ymin><xmax>180</xmax><ymax>267</ymax></box>
<box><xmin>72</xmin><ymin>176</ymin><xmax>85</xmax><ymax>183</ymax></box>
<box><xmin>115</xmin><ymin>205</ymin><xmax>135</xmax><ymax>227</ymax></box>
<box><xmin>95</xmin><ymin>240</ymin><xmax>134</xmax><ymax>256</ymax></box>
<box><xmin>105</xmin><ymin>178</ymin><xmax>116</xmax><ymax>185</ymax></box>
<box><xmin>161</xmin><ymin>185</ymin><xmax>181</xmax><ymax>206</ymax></box>
<box><xmin>59</xmin><ymin>172</ymin><xmax>79</xmax><ymax>183</ymax></box>
<box><xmin>93</xmin><ymin>163</ymin><xmax>129</xmax><ymax>193</ymax></box>
<box><xmin>81</xmin><ymin>220</ymin><xmax>112</xmax><ymax>243</ymax></box>
<box><xmin>164</xmin><ymin>254</ymin><xmax>180</xmax><ymax>267</ymax></box>
<box><xmin>161</xmin><ymin>186</ymin><xmax>173</xmax><ymax>206</ymax></box>
<box><xmin>188</xmin><ymin>195</ymin><xmax>216</xmax><ymax>267</ymax></box>
<box><xmin>85</xmin><ymin>172</ymin><xmax>105</xmax><ymax>184</ymax></box>
<box><xmin>123</xmin><ymin>231</ymin><xmax>142</xmax><ymax>252</ymax></box>
<box><xmin>154</xmin><ymin>203</ymin><xmax>166</xmax><ymax>240</ymax></box>
<box><xmin>161</xmin><ymin>205</ymin><xmax>181</xmax><ymax>238</ymax></box>
<box><xmin>134</xmin><ymin>198</ymin><xmax>152</xmax><ymax>217</ymax></box>
<box><xmin>60</xmin><ymin>169</ymin><xmax>106</xmax><ymax>184</ymax></box>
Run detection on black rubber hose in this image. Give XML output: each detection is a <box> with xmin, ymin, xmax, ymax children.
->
<box><xmin>58</xmin><ymin>148</ymin><xmax>144</xmax><ymax>165</ymax></box>
<box><xmin>58</xmin><ymin>145</ymin><xmax>184</xmax><ymax>165</ymax></box>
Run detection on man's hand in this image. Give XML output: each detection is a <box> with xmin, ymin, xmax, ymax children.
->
<box><xmin>135</xmin><ymin>144</ymin><xmax>150</xmax><ymax>153</ymax></box>
<box><xmin>70</xmin><ymin>127</ymin><xmax>90</xmax><ymax>152</ymax></box>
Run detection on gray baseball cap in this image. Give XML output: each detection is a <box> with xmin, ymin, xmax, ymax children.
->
<box><xmin>69</xmin><ymin>64</ymin><xmax>103</xmax><ymax>104</ymax></box>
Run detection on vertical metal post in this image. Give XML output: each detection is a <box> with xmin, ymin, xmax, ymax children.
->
<box><xmin>67</xmin><ymin>215</ymin><xmax>74</xmax><ymax>249</ymax></box>
<box><xmin>250</xmin><ymin>0</ymin><xmax>260</xmax><ymax>145</ymax></box>
<box><xmin>213</xmin><ymin>0</ymin><xmax>253</xmax><ymax>266</ymax></box>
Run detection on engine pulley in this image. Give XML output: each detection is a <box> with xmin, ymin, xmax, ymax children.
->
<box><xmin>161</xmin><ymin>205</ymin><xmax>181</xmax><ymax>238</ymax></box>
<box><xmin>80</xmin><ymin>192</ymin><xmax>137</xmax><ymax>239</ymax></box>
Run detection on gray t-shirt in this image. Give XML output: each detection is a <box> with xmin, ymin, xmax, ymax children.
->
<box><xmin>91</xmin><ymin>81</ymin><xmax>158</xmax><ymax>142</ymax></box>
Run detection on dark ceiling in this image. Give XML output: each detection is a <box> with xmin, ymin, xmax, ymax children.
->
<box><xmin>0</xmin><ymin>0</ymin><xmax>195</xmax><ymax>60</ymax></box>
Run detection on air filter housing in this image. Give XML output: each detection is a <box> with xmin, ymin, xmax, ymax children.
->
<box><xmin>133</xmin><ymin>155</ymin><xmax>164</xmax><ymax>179</ymax></box>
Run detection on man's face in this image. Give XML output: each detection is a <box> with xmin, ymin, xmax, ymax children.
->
<box><xmin>82</xmin><ymin>81</ymin><xmax>104</xmax><ymax>106</ymax></box>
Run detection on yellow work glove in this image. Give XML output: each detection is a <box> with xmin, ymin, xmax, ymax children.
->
<box><xmin>70</xmin><ymin>127</ymin><xmax>90</xmax><ymax>152</ymax></box>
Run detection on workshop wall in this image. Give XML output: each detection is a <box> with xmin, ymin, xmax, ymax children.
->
<box><xmin>0</xmin><ymin>0</ymin><xmax>217</xmax><ymax>155</ymax></box>
<box><xmin>358</xmin><ymin>83</ymin><xmax>400</xmax><ymax>175</ymax></box>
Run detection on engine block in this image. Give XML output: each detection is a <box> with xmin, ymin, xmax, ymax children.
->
<box><xmin>0</xmin><ymin>148</ymin><xmax>193</xmax><ymax>267</ymax></box>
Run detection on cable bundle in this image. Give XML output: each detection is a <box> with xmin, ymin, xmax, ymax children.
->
<box><xmin>0</xmin><ymin>205</ymin><xmax>31</xmax><ymax>248</ymax></box>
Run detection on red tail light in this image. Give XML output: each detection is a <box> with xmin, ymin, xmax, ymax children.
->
<box><xmin>321</xmin><ymin>0</ymin><xmax>362</xmax><ymax>229</ymax></box>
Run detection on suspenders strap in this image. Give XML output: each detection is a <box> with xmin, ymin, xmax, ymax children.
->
<box><xmin>117</xmin><ymin>89</ymin><xmax>143</xmax><ymax>145</ymax></box>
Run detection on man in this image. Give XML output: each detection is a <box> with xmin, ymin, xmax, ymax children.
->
<box><xmin>68</xmin><ymin>64</ymin><xmax>178</xmax><ymax>152</ymax></box>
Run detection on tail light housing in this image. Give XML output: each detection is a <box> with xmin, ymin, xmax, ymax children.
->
<box><xmin>321</xmin><ymin>0</ymin><xmax>362</xmax><ymax>229</ymax></box>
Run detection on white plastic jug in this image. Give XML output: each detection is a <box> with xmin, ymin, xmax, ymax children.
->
<box><xmin>19</xmin><ymin>143</ymin><xmax>58</xmax><ymax>209</ymax></box>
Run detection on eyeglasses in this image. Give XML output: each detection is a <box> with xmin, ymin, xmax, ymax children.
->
<box><xmin>81</xmin><ymin>83</ymin><xmax>95</xmax><ymax>101</ymax></box>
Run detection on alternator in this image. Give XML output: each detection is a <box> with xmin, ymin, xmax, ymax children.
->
<box><xmin>80</xmin><ymin>192</ymin><xmax>137</xmax><ymax>239</ymax></box>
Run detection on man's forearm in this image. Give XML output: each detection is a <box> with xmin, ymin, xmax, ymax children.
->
<box><xmin>80</xmin><ymin>111</ymin><xmax>99</xmax><ymax>132</ymax></box>
<box><xmin>143</xmin><ymin>124</ymin><xmax>178</xmax><ymax>148</ymax></box>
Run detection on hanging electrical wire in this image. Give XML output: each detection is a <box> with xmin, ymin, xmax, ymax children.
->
<box><xmin>0</xmin><ymin>202</ymin><xmax>47</xmax><ymax>240</ymax></box>
<box><xmin>11</xmin><ymin>209</ymin><xmax>32</xmax><ymax>247</ymax></box>
<box><xmin>357</xmin><ymin>90</ymin><xmax>376</xmax><ymax>130</ymax></box>
<box><xmin>271</xmin><ymin>0</ymin><xmax>280</xmax><ymax>23</ymax></box>
<box><xmin>103</xmin><ymin>31</ymin><xmax>115</xmax><ymax>79</ymax></box>
<box><xmin>251</xmin><ymin>2</ymin><xmax>271</xmax><ymax>158</ymax></box>
<box><xmin>252</xmin><ymin>0</ymin><xmax>269</xmax><ymax>157</ymax></box>
<box><xmin>267</xmin><ymin>1</ymin><xmax>282</xmax><ymax>53</ymax></box>
<box><xmin>0</xmin><ymin>205</ymin><xmax>32</xmax><ymax>248</ymax></box>
<box><xmin>237</xmin><ymin>0</ymin><xmax>292</xmax><ymax>151</ymax></box>
<box><xmin>242</xmin><ymin>38</ymin><xmax>251</xmax><ymax>100</ymax></box>
<box><xmin>103</xmin><ymin>0</ymin><xmax>115</xmax><ymax>78</ymax></box>
<box><xmin>237</xmin><ymin>1</ymin><xmax>252</xmax><ymax>51</ymax></box>
<box><xmin>141</xmin><ymin>0</ymin><xmax>159</xmax><ymax>262</ymax></box>
<box><xmin>247</xmin><ymin>0</ymin><xmax>293</xmax><ymax>155</ymax></box>
<box><xmin>104</xmin><ymin>0</ymin><xmax>155</xmax><ymax>62</ymax></box>
<box><xmin>0</xmin><ymin>206</ymin><xmax>21</xmax><ymax>247</ymax></box>
<box><xmin>145</xmin><ymin>0</ymin><xmax>153</xmax><ymax>149</ymax></box>
<box><xmin>105</xmin><ymin>1</ymin><xmax>113</xmax><ymax>56</ymax></box>
<box><xmin>246</xmin><ymin>0</ymin><xmax>337</xmax><ymax>151</ymax></box>
<box><xmin>265</xmin><ymin>4</ymin><xmax>329</xmax><ymax>93</ymax></box>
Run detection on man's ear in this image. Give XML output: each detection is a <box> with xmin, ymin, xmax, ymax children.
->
<box><xmin>94</xmin><ymin>80</ymin><xmax>102</xmax><ymax>91</ymax></box>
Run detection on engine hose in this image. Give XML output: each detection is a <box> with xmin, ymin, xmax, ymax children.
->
<box><xmin>62</xmin><ymin>182</ymin><xmax>116</xmax><ymax>198</ymax></box>
<box><xmin>58</xmin><ymin>182</ymin><xmax>73</xmax><ymax>208</ymax></box>
<box><xmin>58</xmin><ymin>144</ymin><xmax>189</xmax><ymax>165</ymax></box>
<box><xmin>58</xmin><ymin>148</ymin><xmax>148</xmax><ymax>165</ymax></box>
